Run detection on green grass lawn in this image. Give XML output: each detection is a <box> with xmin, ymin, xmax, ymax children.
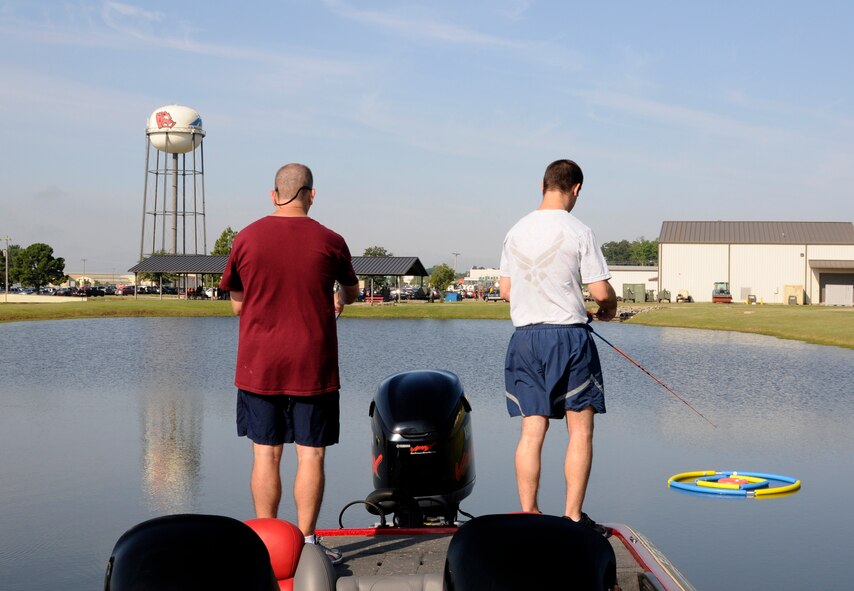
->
<box><xmin>627</xmin><ymin>301</ymin><xmax>854</xmax><ymax>349</ymax></box>
<box><xmin>2</xmin><ymin>297</ymin><xmax>852</xmax><ymax>349</ymax></box>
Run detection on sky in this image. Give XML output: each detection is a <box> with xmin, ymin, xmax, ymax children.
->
<box><xmin>1</xmin><ymin>1</ymin><xmax>853</xmax><ymax>276</ymax></box>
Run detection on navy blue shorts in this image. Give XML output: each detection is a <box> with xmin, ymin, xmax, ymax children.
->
<box><xmin>504</xmin><ymin>324</ymin><xmax>605</xmax><ymax>418</ymax></box>
<box><xmin>236</xmin><ymin>389</ymin><xmax>340</xmax><ymax>447</ymax></box>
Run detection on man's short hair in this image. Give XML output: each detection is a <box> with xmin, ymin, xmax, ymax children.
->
<box><xmin>274</xmin><ymin>163</ymin><xmax>313</xmax><ymax>195</ymax></box>
<box><xmin>543</xmin><ymin>159</ymin><xmax>583</xmax><ymax>195</ymax></box>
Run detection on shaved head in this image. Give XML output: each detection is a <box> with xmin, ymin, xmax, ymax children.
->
<box><xmin>274</xmin><ymin>163</ymin><xmax>313</xmax><ymax>196</ymax></box>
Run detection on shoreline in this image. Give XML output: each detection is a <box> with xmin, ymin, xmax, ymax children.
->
<box><xmin>1</xmin><ymin>297</ymin><xmax>852</xmax><ymax>350</ymax></box>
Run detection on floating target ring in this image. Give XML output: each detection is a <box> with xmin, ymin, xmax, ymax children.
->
<box><xmin>668</xmin><ymin>470</ymin><xmax>801</xmax><ymax>497</ymax></box>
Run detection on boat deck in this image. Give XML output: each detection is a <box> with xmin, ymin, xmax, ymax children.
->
<box><xmin>321</xmin><ymin>529</ymin><xmax>652</xmax><ymax>591</ymax></box>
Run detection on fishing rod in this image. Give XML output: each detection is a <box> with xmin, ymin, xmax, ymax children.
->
<box><xmin>587</xmin><ymin>323</ymin><xmax>717</xmax><ymax>428</ymax></box>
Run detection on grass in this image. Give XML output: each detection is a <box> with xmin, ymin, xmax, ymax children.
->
<box><xmin>626</xmin><ymin>301</ymin><xmax>854</xmax><ymax>349</ymax></box>
<box><xmin>2</xmin><ymin>297</ymin><xmax>853</xmax><ymax>350</ymax></box>
<box><xmin>0</xmin><ymin>297</ymin><xmax>234</xmax><ymax>322</ymax></box>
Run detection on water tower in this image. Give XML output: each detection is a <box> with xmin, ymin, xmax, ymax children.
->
<box><xmin>140</xmin><ymin>104</ymin><xmax>207</xmax><ymax>260</ymax></box>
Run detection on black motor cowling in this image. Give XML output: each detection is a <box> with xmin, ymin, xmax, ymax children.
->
<box><xmin>366</xmin><ymin>369</ymin><xmax>475</xmax><ymax>526</ymax></box>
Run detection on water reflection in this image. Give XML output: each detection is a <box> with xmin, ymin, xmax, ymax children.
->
<box><xmin>133</xmin><ymin>318</ymin><xmax>235</xmax><ymax>513</ymax></box>
<box><xmin>140</xmin><ymin>387</ymin><xmax>202</xmax><ymax>513</ymax></box>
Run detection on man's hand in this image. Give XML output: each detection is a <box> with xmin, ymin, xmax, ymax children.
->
<box><xmin>587</xmin><ymin>280</ymin><xmax>617</xmax><ymax>322</ymax></box>
<box><xmin>594</xmin><ymin>306</ymin><xmax>616</xmax><ymax>322</ymax></box>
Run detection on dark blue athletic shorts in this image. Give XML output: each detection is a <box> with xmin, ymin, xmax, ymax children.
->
<box><xmin>236</xmin><ymin>389</ymin><xmax>340</xmax><ymax>447</ymax></box>
<box><xmin>504</xmin><ymin>324</ymin><xmax>606</xmax><ymax>418</ymax></box>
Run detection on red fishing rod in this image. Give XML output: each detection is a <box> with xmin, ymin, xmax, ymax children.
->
<box><xmin>588</xmin><ymin>322</ymin><xmax>717</xmax><ymax>428</ymax></box>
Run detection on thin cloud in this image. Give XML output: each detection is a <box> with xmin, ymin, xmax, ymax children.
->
<box><xmin>576</xmin><ymin>89</ymin><xmax>789</xmax><ymax>143</ymax></box>
<box><xmin>0</xmin><ymin>2</ymin><xmax>360</xmax><ymax>79</ymax></box>
<box><xmin>320</xmin><ymin>0</ymin><xmax>529</xmax><ymax>49</ymax></box>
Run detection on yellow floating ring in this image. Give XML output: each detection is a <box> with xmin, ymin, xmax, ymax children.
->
<box><xmin>667</xmin><ymin>470</ymin><xmax>800</xmax><ymax>497</ymax></box>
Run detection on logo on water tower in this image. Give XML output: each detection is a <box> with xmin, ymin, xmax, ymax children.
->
<box><xmin>155</xmin><ymin>111</ymin><xmax>177</xmax><ymax>129</ymax></box>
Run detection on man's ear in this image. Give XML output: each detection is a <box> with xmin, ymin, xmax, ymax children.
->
<box><xmin>270</xmin><ymin>189</ymin><xmax>278</xmax><ymax>205</ymax></box>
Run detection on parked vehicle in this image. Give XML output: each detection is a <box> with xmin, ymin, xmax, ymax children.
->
<box><xmin>712</xmin><ymin>281</ymin><xmax>732</xmax><ymax>303</ymax></box>
<box><xmin>79</xmin><ymin>286</ymin><xmax>105</xmax><ymax>297</ymax></box>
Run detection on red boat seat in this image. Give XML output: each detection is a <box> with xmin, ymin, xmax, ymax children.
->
<box><xmin>245</xmin><ymin>518</ymin><xmax>337</xmax><ymax>591</ymax></box>
<box><xmin>244</xmin><ymin>519</ymin><xmax>304</xmax><ymax>591</ymax></box>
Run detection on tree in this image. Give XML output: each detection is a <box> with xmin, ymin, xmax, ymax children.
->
<box><xmin>361</xmin><ymin>245</ymin><xmax>394</xmax><ymax>291</ymax></box>
<box><xmin>10</xmin><ymin>243</ymin><xmax>67</xmax><ymax>291</ymax></box>
<box><xmin>601</xmin><ymin>238</ymin><xmax>658</xmax><ymax>265</ymax></box>
<box><xmin>363</xmin><ymin>245</ymin><xmax>393</xmax><ymax>257</ymax></box>
<box><xmin>601</xmin><ymin>240</ymin><xmax>633</xmax><ymax>265</ymax></box>
<box><xmin>1</xmin><ymin>243</ymin><xmax>22</xmax><ymax>291</ymax></box>
<box><xmin>430</xmin><ymin>264</ymin><xmax>456</xmax><ymax>297</ymax></box>
<box><xmin>630</xmin><ymin>237</ymin><xmax>658</xmax><ymax>266</ymax></box>
<box><xmin>212</xmin><ymin>227</ymin><xmax>237</xmax><ymax>256</ymax></box>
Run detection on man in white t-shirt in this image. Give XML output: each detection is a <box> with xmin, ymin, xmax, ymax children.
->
<box><xmin>499</xmin><ymin>159</ymin><xmax>617</xmax><ymax>536</ymax></box>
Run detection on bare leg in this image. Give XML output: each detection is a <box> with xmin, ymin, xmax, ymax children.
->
<box><xmin>251</xmin><ymin>443</ymin><xmax>284</xmax><ymax>518</ymax></box>
<box><xmin>294</xmin><ymin>444</ymin><xmax>326</xmax><ymax>536</ymax></box>
<box><xmin>515</xmin><ymin>416</ymin><xmax>549</xmax><ymax>513</ymax></box>
<box><xmin>564</xmin><ymin>407</ymin><xmax>595</xmax><ymax>520</ymax></box>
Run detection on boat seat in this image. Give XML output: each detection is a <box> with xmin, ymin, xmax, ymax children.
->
<box><xmin>336</xmin><ymin>573</ymin><xmax>443</xmax><ymax>591</ymax></box>
<box><xmin>245</xmin><ymin>518</ymin><xmax>337</xmax><ymax>591</ymax></box>
<box><xmin>103</xmin><ymin>513</ymin><xmax>279</xmax><ymax>590</ymax></box>
<box><xmin>443</xmin><ymin>513</ymin><xmax>618</xmax><ymax>591</ymax></box>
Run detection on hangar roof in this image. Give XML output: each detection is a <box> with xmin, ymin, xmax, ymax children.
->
<box><xmin>659</xmin><ymin>221</ymin><xmax>854</xmax><ymax>245</ymax></box>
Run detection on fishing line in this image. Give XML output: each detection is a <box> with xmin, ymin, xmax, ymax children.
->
<box><xmin>588</xmin><ymin>324</ymin><xmax>717</xmax><ymax>428</ymax></box>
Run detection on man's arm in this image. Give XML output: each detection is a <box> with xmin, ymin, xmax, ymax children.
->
<box><xmin>335</xmin><ymin>283</ymin><xmax>360</xmax><ymax>314</ymax></box>
<box><xmin>229</xmin><ymin>290</ymin><xmax>244</xmax><ymax>316</ymax></box>
<box><xmin>587</xmin><ymin>280</ymin><xmax>617</xmax><ymax>321</ymax></box>
<box><xmin>499</xmin><ymin>276</ymin><xmax>511</xmax><ymax>302</ymax></box>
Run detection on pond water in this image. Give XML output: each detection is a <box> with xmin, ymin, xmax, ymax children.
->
<box><xmin>1</xmin><ymin>317</ymin><xmax>852</xmax><ymax>590</ymax></box>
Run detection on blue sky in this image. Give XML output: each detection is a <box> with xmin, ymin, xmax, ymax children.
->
<box><xmin>2</xmin><ymin>1</ymin><xmax>852</xmax><ymax>275</ymax></box>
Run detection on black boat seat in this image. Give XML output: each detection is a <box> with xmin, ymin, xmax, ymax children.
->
<box><xmin>336</xmin><ymin>573</ymin><xmax>443</xmax><ymax>591</ymax></box>
<box><xmin>443</xmin><ymin>513</ymin><xmax>618</xmax><ymax>591</ymax></box>
<box><xmin>104</xmin><ymin>513</ymin><xmax>279</xmax><ymax>591</ymax></box>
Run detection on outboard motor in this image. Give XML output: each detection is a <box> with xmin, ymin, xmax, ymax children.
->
<box><xmin>366</xmin><ymin>369</ymin><xmax>475</xmax><ymax>526</ymax></box>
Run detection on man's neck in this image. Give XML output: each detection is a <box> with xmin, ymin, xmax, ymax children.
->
<box><xmin>538</xmin><ymin>189</ymin><xmax>575</xmax><ymax>212</ymax></box>
<box><xmin>271</xmin><ymin>205</ymin><xmax>309</xmax><ymax>218</ymax></box>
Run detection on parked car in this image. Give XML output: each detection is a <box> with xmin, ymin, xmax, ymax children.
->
<box><xmin>119</xmin><ymin>286</ymin><xmax>137</xmax><ymax>296</ymax></box>
<box><xmin>79</xmin><ymin>286</ymin><xmax>105</xmax><ymax>297</ymax></box>
<box><xmin>485</xmin><ymin>291</ymin><xmax>505</xmax><ymax>302</ymax></box>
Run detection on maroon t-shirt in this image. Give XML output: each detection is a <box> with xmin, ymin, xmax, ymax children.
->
<box><xmin>219</xmin><ymin>216</ymin><xmax>358</xmax><ymax>395</ymax></box>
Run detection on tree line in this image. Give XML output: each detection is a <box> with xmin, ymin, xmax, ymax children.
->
<box><xmin>600</xmin><ymin>238</ymin><xmax>658</xmax><ymax>266</ymax></box>
<box><xmin>1</xmin><ymin>231</ymin><xmax>658</xmax><ymax>293</ymax></box>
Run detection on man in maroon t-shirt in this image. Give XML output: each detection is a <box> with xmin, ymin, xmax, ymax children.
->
<box><xmin>220</xmin><ymin>163</ymin><xmax>359</xmax><ymax>563</ymax></box>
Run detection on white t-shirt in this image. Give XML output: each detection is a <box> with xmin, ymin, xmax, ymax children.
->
<box><xmin>499</xmin><ymin>210</ymin><xmax>610</xmax><ymax>327</ymax></box>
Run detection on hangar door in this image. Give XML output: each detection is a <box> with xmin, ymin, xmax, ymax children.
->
<box><xmin>820</xmin><ymin>273</ymin><xmax>854</xmax><ymax>306</ymax></box>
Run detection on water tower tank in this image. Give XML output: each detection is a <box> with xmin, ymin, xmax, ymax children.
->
<box><xmin>146</xmin><ymin>104</ymin><xmax>204</xmax><ymax>153</ymax></box>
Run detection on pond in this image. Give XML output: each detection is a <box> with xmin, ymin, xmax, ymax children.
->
<box><xmin>0</xmin><ymin>317</ymin><xmax>852</xmax><ymax>590</ymax></box>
